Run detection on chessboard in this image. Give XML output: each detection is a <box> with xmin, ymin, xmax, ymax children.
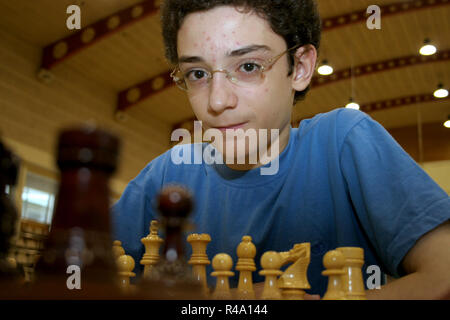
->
<box><xmin>114</xmin><ymin>231</ymin><xmax>367</xmax><ymax>300</ymax></box>
<box><xmin>112</xmin><ymin>186</ymin><xmax>367</xmax><ymax>300</ymax></box>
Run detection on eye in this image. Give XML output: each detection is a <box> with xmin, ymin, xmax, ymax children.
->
<box><xmin>185</xmin><ymin>69</ymin><xmax>209</xmax><ymax>81</ymax></box>
<box><xmin>239</xmin><ymin>62</ymin><xmax>261</xmax><ymax>73</ymax></box>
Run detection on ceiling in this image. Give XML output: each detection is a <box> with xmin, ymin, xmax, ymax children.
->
<box><xmin>0</xmin><ymin>0</ymin><xmax>449</xmax><ymax>132</ymax></box>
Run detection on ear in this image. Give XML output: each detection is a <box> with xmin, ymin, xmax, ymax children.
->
<box><xmin>291</xmin><ymin>45</ymin><xmax>318</xmax><ymax>92</ymax></box>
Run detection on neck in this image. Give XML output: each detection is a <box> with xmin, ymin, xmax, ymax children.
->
<box><xmin>225</xmin><ymin>123</ymin><xmax>290</xmax><ymax>171</ymax></box>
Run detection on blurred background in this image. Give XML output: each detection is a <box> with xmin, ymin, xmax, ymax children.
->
<box><xmin>0</xmin><ymin>0</ymin><xmax>449</xmax><ymax>276</ymax></box>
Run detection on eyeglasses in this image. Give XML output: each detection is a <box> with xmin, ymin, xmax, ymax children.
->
<box><xmin>170</xmin><ymin>44</ymin><xmax>300</xmax><ymax>91</ymax></box>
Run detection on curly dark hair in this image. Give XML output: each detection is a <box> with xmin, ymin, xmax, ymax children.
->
<box><xmin>161</xmin><ymin>0</ymin><xmax>321</xmax><ymax>103</ymax></box>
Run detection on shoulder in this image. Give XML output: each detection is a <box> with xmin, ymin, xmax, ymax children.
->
<box><xmin>299</xmin><ymin>108</ymin><xmax>368</xmax><ymax>133</ymax></box>
<box><xmin>296</xmin><ymin>108</ymin><xmax>371</xmax><ymax>147</ymax></box>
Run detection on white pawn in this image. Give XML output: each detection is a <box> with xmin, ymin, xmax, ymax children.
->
<box><xmin>322</xmin><ymin>250</ymin><xmax>346</xmax><ymax>300</ymax></box>
<box><xmin>211</xmin><ymin>253</ymin><xmax>234</xmax><ymax>300</ymax></box>
<box><xmin>236</xmin><ymin>235</ymin><xmax>256</xmax><ymax>299</ymax></box>
<box><xmin>116</xmin><ymin>254</ymin><xmax>136</xmax><ymax>294</ymax></box>
<box><xmin>112</xmin><ymin>240</ymin><xmax>125</xmax><ymax>259</ymax></box>
<box><xmin>259</xmin><ymin>251</ymin><xmax>283</xmax><ymax>299</ymax></box>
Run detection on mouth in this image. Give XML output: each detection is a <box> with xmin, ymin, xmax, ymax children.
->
<box><xmin>214</xmin><ymin>122</ymin><xmax>248</xmax><ymax>132</ymax></box>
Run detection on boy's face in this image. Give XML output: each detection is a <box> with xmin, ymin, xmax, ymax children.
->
<box><xmin>176</xmin><ymin>6</ymin><xmax>312</xmax><ymax>166</ymax></box>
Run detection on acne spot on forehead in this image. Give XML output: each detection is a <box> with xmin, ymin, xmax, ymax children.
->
<box><xmin>236</xmin><ymin>41</ymin><xmax>241</xmax><ymax>46</ymax></box>
<box><xmin>264</xmin><ymin>87</ymin><xmax>269</xmax><ymax>93</ymax></box>
<box><xmin>206</xmin><ymin>36</ymin><xmax>211</xmax><ymax>41</ymax></box>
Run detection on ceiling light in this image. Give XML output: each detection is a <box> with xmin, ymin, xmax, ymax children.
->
<box><xmin>434</xmin><ymin>84</ymin><xmax>448</xmax><ymax>98</ymax></box>
<box><xmin>444</xmin><ymin>116</ymin><xmax>450</xmax><ymax>129</ymax></box>
<box><xmin>345</xmin><ymin>98</ymin><xmax>360</xmax><ymax>110</ymax></box>
<box><xmin>419</xmin><ymin>39</ymin><xmax>436</xmax><ymax>56</ymax></box>
<box><xmin>318</xmin><ymin>60</ymin><xmax>333</xmax><ymax>75</ymax></box>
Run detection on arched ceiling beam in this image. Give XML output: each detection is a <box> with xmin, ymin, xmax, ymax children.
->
<box><xmin>116</xmin><ymin>0</ymin><xmax>450</xmax><ymax>113</ymax></box>
<box><xmin>117</xmin><ymin>71</ymin><xmax>173</xmax><ymax>115</ymax></box>
<box><xmin>40</xmin><ymin>0</ymin><xmax>159</xmax><ymax>70</ymax></box>
<box><xmin>321</xmin><ymin>0</ymin><xmax>449</xmax><ymax>31</ymax></box>
<box><xmin>313</xmin><ymin>49</ymin><xmax>450</xmax><ymax>88</ymax></box>
<box><xmin>40</xmin><ymin>0</ymin><xmax>449</xmax><ymax>72</ymax></box>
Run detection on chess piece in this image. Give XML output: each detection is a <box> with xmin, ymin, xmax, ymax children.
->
<box><xmin>278</xmin><ymin>243</ymin><xmax>311</xmax><ymax>300</ymax></box>
<box><xmin>141</xmin><ymin>184</ymin><xmax>203</xmax><ymax>299</ymax></box>
<box><xmin>32</xmin><ymin>126</ymin><xmax>122</xmax><ymax>298</ymax></box>
<box><xmin>0</xmin><ymin>142</ymin><xmax>22</xmax><ymax>297</ymax></box>
<box><xmin>187</xmin><ymin>233</ymin><xmax>211</xmax><ymax>295</ymax></box>
<box><xmin>140</xmin><ymin>220</ymin><xmax>163</xmax><ymax>278</ymax></box>
<box><xmin>259</xmin><ymin>251</ymin><xmax>283</xmax><ymax>300</ymax></box>
<box><xmin>116</xmin><ymin>254</ymin><xmax>136</xmax><ymax>293</ymax></box>
<box><xmin>112</xmin><ymin>240</ymin><xmax>125</xmax><ymax>259</ymax></box>
<box><xmin>322</xmin><ymin>249</ymin><xmax>346</xmax><ymax>300</ymax></box>
<box><xmin>211</xmin><ymin>253</ymin><xmax>234</xmax><ymax>300</ymax></box>
<box><xmin>337</xmin><ymin>247</ymin><xmax>367</xmax><ymax>300</ymax></box>
<box><xmin>236</xmin><ymin>235</ymin><xmax>256</xmax><ymax>299</ymax></box>
<box><xmin>0</xmin><ymin>142</ymin><xmax>20</xmax><ymax>259</ymax></box>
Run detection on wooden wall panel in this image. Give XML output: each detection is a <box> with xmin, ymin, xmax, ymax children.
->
<box><xmin>387</xmin><ymin>122</ymin><xmax>450</xmax><ymax>163</ymax></box>
<box><xmin>0</xmin><ymin>29</ymin><xmax>171</xmax><ymax>195</ymax></box>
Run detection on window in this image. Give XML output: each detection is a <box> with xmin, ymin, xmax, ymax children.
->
<box><xmin>21</xmin><ymin>172</ymin><xmax>57</xmax><ymax>225</ymax></box>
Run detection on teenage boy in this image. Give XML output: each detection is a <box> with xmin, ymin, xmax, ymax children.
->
<box><xmin>112</xmin><ymin>0</ymin><xmax>450</xmax><ymax>299</ymax></box>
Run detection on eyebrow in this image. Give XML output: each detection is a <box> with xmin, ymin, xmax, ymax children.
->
<box><xmin>178</xmin><ymin>44</ymin><xmax>272</xmax><ymax>64</ymax></box>
<box><xmin>228</xmin><ymin>44</ymin><xmax>271</xmax><ymax>56</ymax></box>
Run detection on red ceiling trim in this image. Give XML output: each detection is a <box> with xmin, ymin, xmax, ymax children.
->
<box><xmin>40</xmin><ymin>0</ymin><xmax>158</xmax><ymax>70</ymax></box>
<box><xmin>312</xmin><ymin>50</ymin><xmax>450</xmax><ymax>88</ymax></box>
<box><xmin>360</xmin><ymin>92</ymin><xmax>450</xmax><ymax>113</ymax></box>
<box><xmin>322</xmin><ymin>0</ymin><xmax>450</xmax><ymax>31</ymax></box>
<box><xmin>117</xmin><ymin>71</ymin><xmax>173</xmax><ymax>111</ymax></box>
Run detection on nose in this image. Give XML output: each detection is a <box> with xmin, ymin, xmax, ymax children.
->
<box><xmin>208</xmin><ymin>72</ymin><xmax>237</xmax><ymax>114</ymax></box>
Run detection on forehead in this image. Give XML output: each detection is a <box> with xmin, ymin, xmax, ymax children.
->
<box><xmin>177</xmin><ymin>6</ymin><xmax>286</xmax><ymax>59</ymax></box>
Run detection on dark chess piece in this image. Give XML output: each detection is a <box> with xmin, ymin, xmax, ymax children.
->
<box><xmin>29</xmin><ymin>125</ymin><xmax>124</xmax><ymax>299</ymax></box>
<box><xmin>0</xmin><ymin>141</ymin><xmax>22</xmax><ymax>293</ymax></box>
<box><xmin>140</xmin><ymin>184</ymin><xmax>204</xmax><ymax>299</ymax></box>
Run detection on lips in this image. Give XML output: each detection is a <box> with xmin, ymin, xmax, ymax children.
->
<box><xmin>214</xmin><ymin>122</ymin><xmax>248</xmax><ymax>131</ymax></box>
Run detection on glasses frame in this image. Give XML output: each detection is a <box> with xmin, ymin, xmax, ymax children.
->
<box><xmin>170</xmin><ymin>44</ymin><xmax>301</xmax><ymax>91</ymax></box>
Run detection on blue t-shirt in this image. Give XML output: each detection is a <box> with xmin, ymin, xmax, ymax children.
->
<box><xmin>111</xmin><ymin>108</ymin><xmax>450</xmax><ymax>296</ymax></box>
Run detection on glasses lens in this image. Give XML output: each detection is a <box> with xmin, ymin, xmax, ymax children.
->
<box><xmin>171</xmin><ymin>69</ymin><xmax>188</xmax><ymax>90</ymax></box>
<box><xmin>231</xmin><ymin>62</ymin><xmax>264</xmax><ymax>86</ymax></box>
<box><xmin>173</xmin><ymin>62</ymin><xmax>265</xmax><ymax>91</ymax></box>
<box><xmin>184</xmin><ymin>69</ymin><xmax>210</xmax><ymax>91</ymax></box>
<box><xmin>177</xmin><ymin>81</ymin><xmax>188</xmax><ymax>91</ymax></box>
